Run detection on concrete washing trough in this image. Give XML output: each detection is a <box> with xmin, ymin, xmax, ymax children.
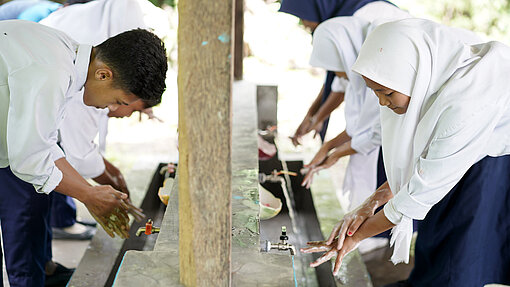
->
<box><xmin>68</xmin><ymin>81</ymin><xmax>372</xmax><ymax>286</ymax></box>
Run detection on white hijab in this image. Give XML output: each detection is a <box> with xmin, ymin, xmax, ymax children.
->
<box><xmin>309</xmin><ymin>16</ymin><xmax>372</xmax><ymax>136</ymax></box>
<box><xmin>352</xmin><ymin>18</ymin><xmax>510</xmax><ymax>263</ymax></box>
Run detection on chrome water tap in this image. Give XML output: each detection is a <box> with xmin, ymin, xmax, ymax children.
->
<box><xmin>261</xmin><ymin>226</ymin><xmax>296</xmax><ymax>255</ymax></box>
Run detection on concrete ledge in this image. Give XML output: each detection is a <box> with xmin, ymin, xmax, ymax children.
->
<box><xmin>68</xmin><ymin>231</ymin><xmax>124</xmax><ymax>287</ymax></box>
<box><xmin>113</xmin><ymin>251</ymin><xmax>181</xmax><ymax>286</ymax></box>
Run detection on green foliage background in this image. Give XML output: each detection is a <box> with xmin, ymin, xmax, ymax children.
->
<box><xmin>148</xmin><ymin>0</ymin><xmax>176</xmax><ymax>8</ymax></box>
<box><xmin>393</xmin><ymin>0</ymin><xmax>510</xmax><ymax>44</ymax></box>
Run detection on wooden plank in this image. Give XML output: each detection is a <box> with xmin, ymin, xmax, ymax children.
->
<box><xmin>177</xmin><ymin>0</ymin><xmax>234</xmax><ymax>285</ymax></box>
<box><xmin>234</xmin><ymin>0</ymin><xmax>244</xmax><ymax>80</ymax></box>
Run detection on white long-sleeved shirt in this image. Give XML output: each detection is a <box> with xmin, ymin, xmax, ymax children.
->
<box><xmin>40</xmin><ymin>0</ymin><xmax>147</xmax><ymax>46</ymax></box>
<box><xmin>58</xmin><ymin>97</ymin><xmax>109</xmax><ymax>178</ymax></box>
<box><xmin>349</xmin><ymin>89</ymin><xmax>381</xmax><ymax>155</ymax></box>
<box><xmin>40</xmin><ymin>0</ymin><xmax>147</xmax><ymax>178</ymax></box>
<box><xmin>0</xmin><ymin>20</ymin><xmax>91</xmax><ymax>194</ymax></box>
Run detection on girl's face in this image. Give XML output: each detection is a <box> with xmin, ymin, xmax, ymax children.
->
<box><xmin>362</xmin><ymin>76</ymin><xmax>410</xmax><ymax>114</ymax></box>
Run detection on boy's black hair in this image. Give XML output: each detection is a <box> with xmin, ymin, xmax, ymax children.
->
<box><xmin>95</xmin><ymin>29</ymin><xmax>168</xmax><ymax>104</ymax></box>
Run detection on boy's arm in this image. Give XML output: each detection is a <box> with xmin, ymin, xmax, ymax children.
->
<box><xmin>93</xmin><ymin>157</ymin><xmax>130</xmax><ymax>197</ymax></box>
<box><xmin>6</xmin><ymin>66</ymin><xmax>69</xmax><ymax>193</ymax></box>
<box><xmin>54</xmin><ymin>158</ymin><xmax>128</xmax><ymax>217</ymax></box>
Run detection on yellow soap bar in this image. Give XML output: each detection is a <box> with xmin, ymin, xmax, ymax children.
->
<box><xmin>158</xmin><ymin>177</ymin><xmax>174</xmax><ymax>206</ymax></box>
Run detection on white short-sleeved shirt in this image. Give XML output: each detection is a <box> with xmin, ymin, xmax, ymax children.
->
<box><xmin>0</xmin><ymin>20</ymin><xmax>91</xmax><ymax>194</ymax></box>
<box><xmin>41</xmin><ymin>0</ymin><xmax>147</xmax><ymax>178</ymax></box>
<box><xmin>330</xmin><ymin>76</ymin><xmax>348</xmax><ymax>93</ymax></box>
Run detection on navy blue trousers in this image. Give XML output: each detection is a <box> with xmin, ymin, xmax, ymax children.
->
<box><xmin>318</xmin><ymin>71</ymin><xmax>335</xmax><ymax>142</ymax></box>
<box><xmin>0</xmin><ymin>167</ymin><xmax>52</xmax><ymax>287</ymax></box>
<box><xmin>50</xmin><ymin>193</ymin><xmax>76</xmax><ymax>228</ymax></box>
<box><xmin>409</xmin><ymin>155</ymin><xmax>510</xmax><ymax>287</ymax></box>
<box><xmin>0</xmin><ymin>236</ymin><xmax>3</xmax><ymax>286</ymax></box>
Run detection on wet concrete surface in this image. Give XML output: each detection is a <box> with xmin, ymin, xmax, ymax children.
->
<box><xmin>362</xmin><ymin>246</ymin><xmax>414</xmax><ymax>287</ymax></box>
<box><xmin>113</xmin><ymin>81</ymin><xmax>296</xmax><ymax>286</ymax></box>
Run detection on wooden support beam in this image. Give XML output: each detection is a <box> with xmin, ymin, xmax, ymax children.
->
<box><xmin>177</xmin><ymin>0</ymin><xmax>234</xmax><ymax>285</ymax></box>
<box><xmin>234</xmin><ymin>0</ymin><xmax>244</xmax><ymax>80</ymax></box>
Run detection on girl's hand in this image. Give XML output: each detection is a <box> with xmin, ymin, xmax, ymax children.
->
<box><xmin>324</xmin><ymin>198</ymin><xmax>378</xmax><ymax>251</ymax></box>
<box><xmin>301</xmin><ymin>235</ymin><xmax>361</xmax><ymax>276</ymax></box>
<box><xmin>301</xmin><ymin>153</ymin><xmax>340</xmax><ymax>189</ymax></box>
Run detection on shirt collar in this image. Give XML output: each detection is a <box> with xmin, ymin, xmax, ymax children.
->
<box><xmin>73</xmin><ymin>44</ymin><xmax>92</xmax><ymax>93</ymax></box>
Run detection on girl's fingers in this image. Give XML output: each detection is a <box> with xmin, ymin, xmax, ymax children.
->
<box><xmin>347</xmin><ymin>216</ymin><xmax>365</xmax><ymax>237</ymax></box>
<box><xmin>336</xmin><ymin>219</ymin><xmax>351</xmax><ymax>250</ymax></box>
<box><xmin>301</xmin><ymin>172</ymin><xmax>313</xmax><ymax>187</ymax></box>
<box><xmin>326</xmin><ymin>221</ymin><xmax>343</xmax><ymax>245</ymax></box>
<box><xmin>310</xmin><ymin>249</ymin><xmax>337</xmax><ymax>267</ymax></box>
<box><xmin>333</xmin><ymin>251</ymin><xmax>344</xmax><ymax>276</ymax></box>
<box><xmin>306</xmin><ymin>240</ymin><xmax>327</xmax><ymax>246</ymax></box>
<box><xmin>300</xmin><ymin>246</ymin><xmax>330</xmax><ymax>253</ymax></box>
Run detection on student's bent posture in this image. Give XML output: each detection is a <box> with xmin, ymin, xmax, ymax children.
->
<box><xmin>279</xmin><ymin>0</ymin><xmax>411</xmax><ymax>143</ymax></box>
<box><xmin>301</xmin><ymin>18</ymin><xmax>510</xmax><ymax>287</ymax></box>
<box><xmin>40</xmin><ymin>0</ymin><xmax>152</xmax><ymax>240</ymax></box>
<box><xmin>0</xmin><ymin>20</ymin><xmax>167</xmax><ymax>287</ymax></box>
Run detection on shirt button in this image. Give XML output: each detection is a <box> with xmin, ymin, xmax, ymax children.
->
<box><xmin>419</xmin><ymin>169</ymin><xmax>424</xmax><ymax>175</ymax></box>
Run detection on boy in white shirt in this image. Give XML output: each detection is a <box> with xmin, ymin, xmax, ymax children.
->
<box><xmin>38</xmin><ymin>0</ymin><xmax>166</xmax><ymax>241</ymax></box>
<box><xmin>0</xmin><ymin>20</ymin><xmax>167</xmax><ymax>287</ymax></box>
<box><xmin>52</xmin><ymin>98</ymin><xmax>156</xmax><ymax>240</ymax></box>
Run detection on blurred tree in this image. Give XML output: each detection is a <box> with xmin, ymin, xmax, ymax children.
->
<box><xmin>394</xmin><ymin>0</ymin><xmax>510</xmax><ymax>44</ymax></box>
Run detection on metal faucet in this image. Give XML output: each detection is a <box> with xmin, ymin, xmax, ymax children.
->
<box><xmin>135</xmin><ymin>219</ymin><xmax>160</xmax><ymax>236</ymax></box>
<box><xmin>261</xmin><ymin>226</ymin><xmax>296</xmax><ymax>256</ymax></box>
<box><xmin>259</xmin><ymin>170</ymin><xmax>297</xmax><ymax>184</ymax></box>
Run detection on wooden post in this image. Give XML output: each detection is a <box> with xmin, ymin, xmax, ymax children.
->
<box><xmin>234</xmin><ymin>0</ymin><xmax>244</xmax><ymax>80</ymax></box>
<box><xmin>178</xmin><ymin>0</ymin><xmax>233</xmax><ymax>286</ymax></box>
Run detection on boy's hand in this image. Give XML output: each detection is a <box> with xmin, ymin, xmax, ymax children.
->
<box><xmin>103</xmin><ymin>159</ymin><xmax>130</xmax><ymax>198</ymax></box>
<box><xmin>82</xmin><ymin>185</ymin><xmax>128</xmax><ymax>217</ymax></box>
<box><xmin>90</xmin><ymin>207</ymin><xmax>130</xmax><ymax>239</ymax></box>
<box><xmin>110</xmin><ymin>170</ymin><xmax>130</xmax><ymax>198</ymax></box>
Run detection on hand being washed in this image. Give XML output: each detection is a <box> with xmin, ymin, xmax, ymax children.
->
<box><xmin>300</xmin><ymin>235</ymin><xmax>361</xmax><ymax>276</ymax></box>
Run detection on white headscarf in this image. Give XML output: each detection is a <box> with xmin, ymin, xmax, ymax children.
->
<box><xmin>352</xmin><ymin>18</ymin><xmax>510</xmax><ymax>263</ymax></box>
<box><xmin>309</xmin><ymin>16</ymin><xmax>372</xmax><ymax>137</ymax></box>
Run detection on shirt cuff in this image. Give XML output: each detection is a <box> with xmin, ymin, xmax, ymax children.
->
<box><xmin>37</xmin><ymin>165</ymin><xmax>63</xmax><ymax>194</ymax></box>
<box><xmin>388</xmin><ymin>185</ymin><xmax>432</xmax><ymax>221</ymax></box>
<box><xmin>50</xmin><ymin>144</ymin><xmax>65</xmax><ymax>162</ymax></box>
<box><xmin>351</xmin><ymin>132</ymin><xmax>379</xmax><ymax>155</ymax></box>
<box><xmin>383</xmin><ymin>199</ymin><xmax>403</xmax><ymax>224</ymax></box>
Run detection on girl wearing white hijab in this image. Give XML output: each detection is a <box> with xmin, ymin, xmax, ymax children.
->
<box><xmin>301</xmin><ymin>16</ymin><xmax>417</xmax><ymax>254</ymax></box>
<box><xmin>302</xmin><ymin>18</ymin><xmax>510</xmax><ymax>286</ymax></box>
<box><xmin>302</xmin><ymin>17</ymin><xmax>381</xmax><ymax>215</ymax></box>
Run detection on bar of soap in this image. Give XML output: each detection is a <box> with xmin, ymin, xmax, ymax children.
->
<box><xmin>158</xmin><ymin>177</ymin><xmax>174</xmax><ymax>205</ymax></box>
